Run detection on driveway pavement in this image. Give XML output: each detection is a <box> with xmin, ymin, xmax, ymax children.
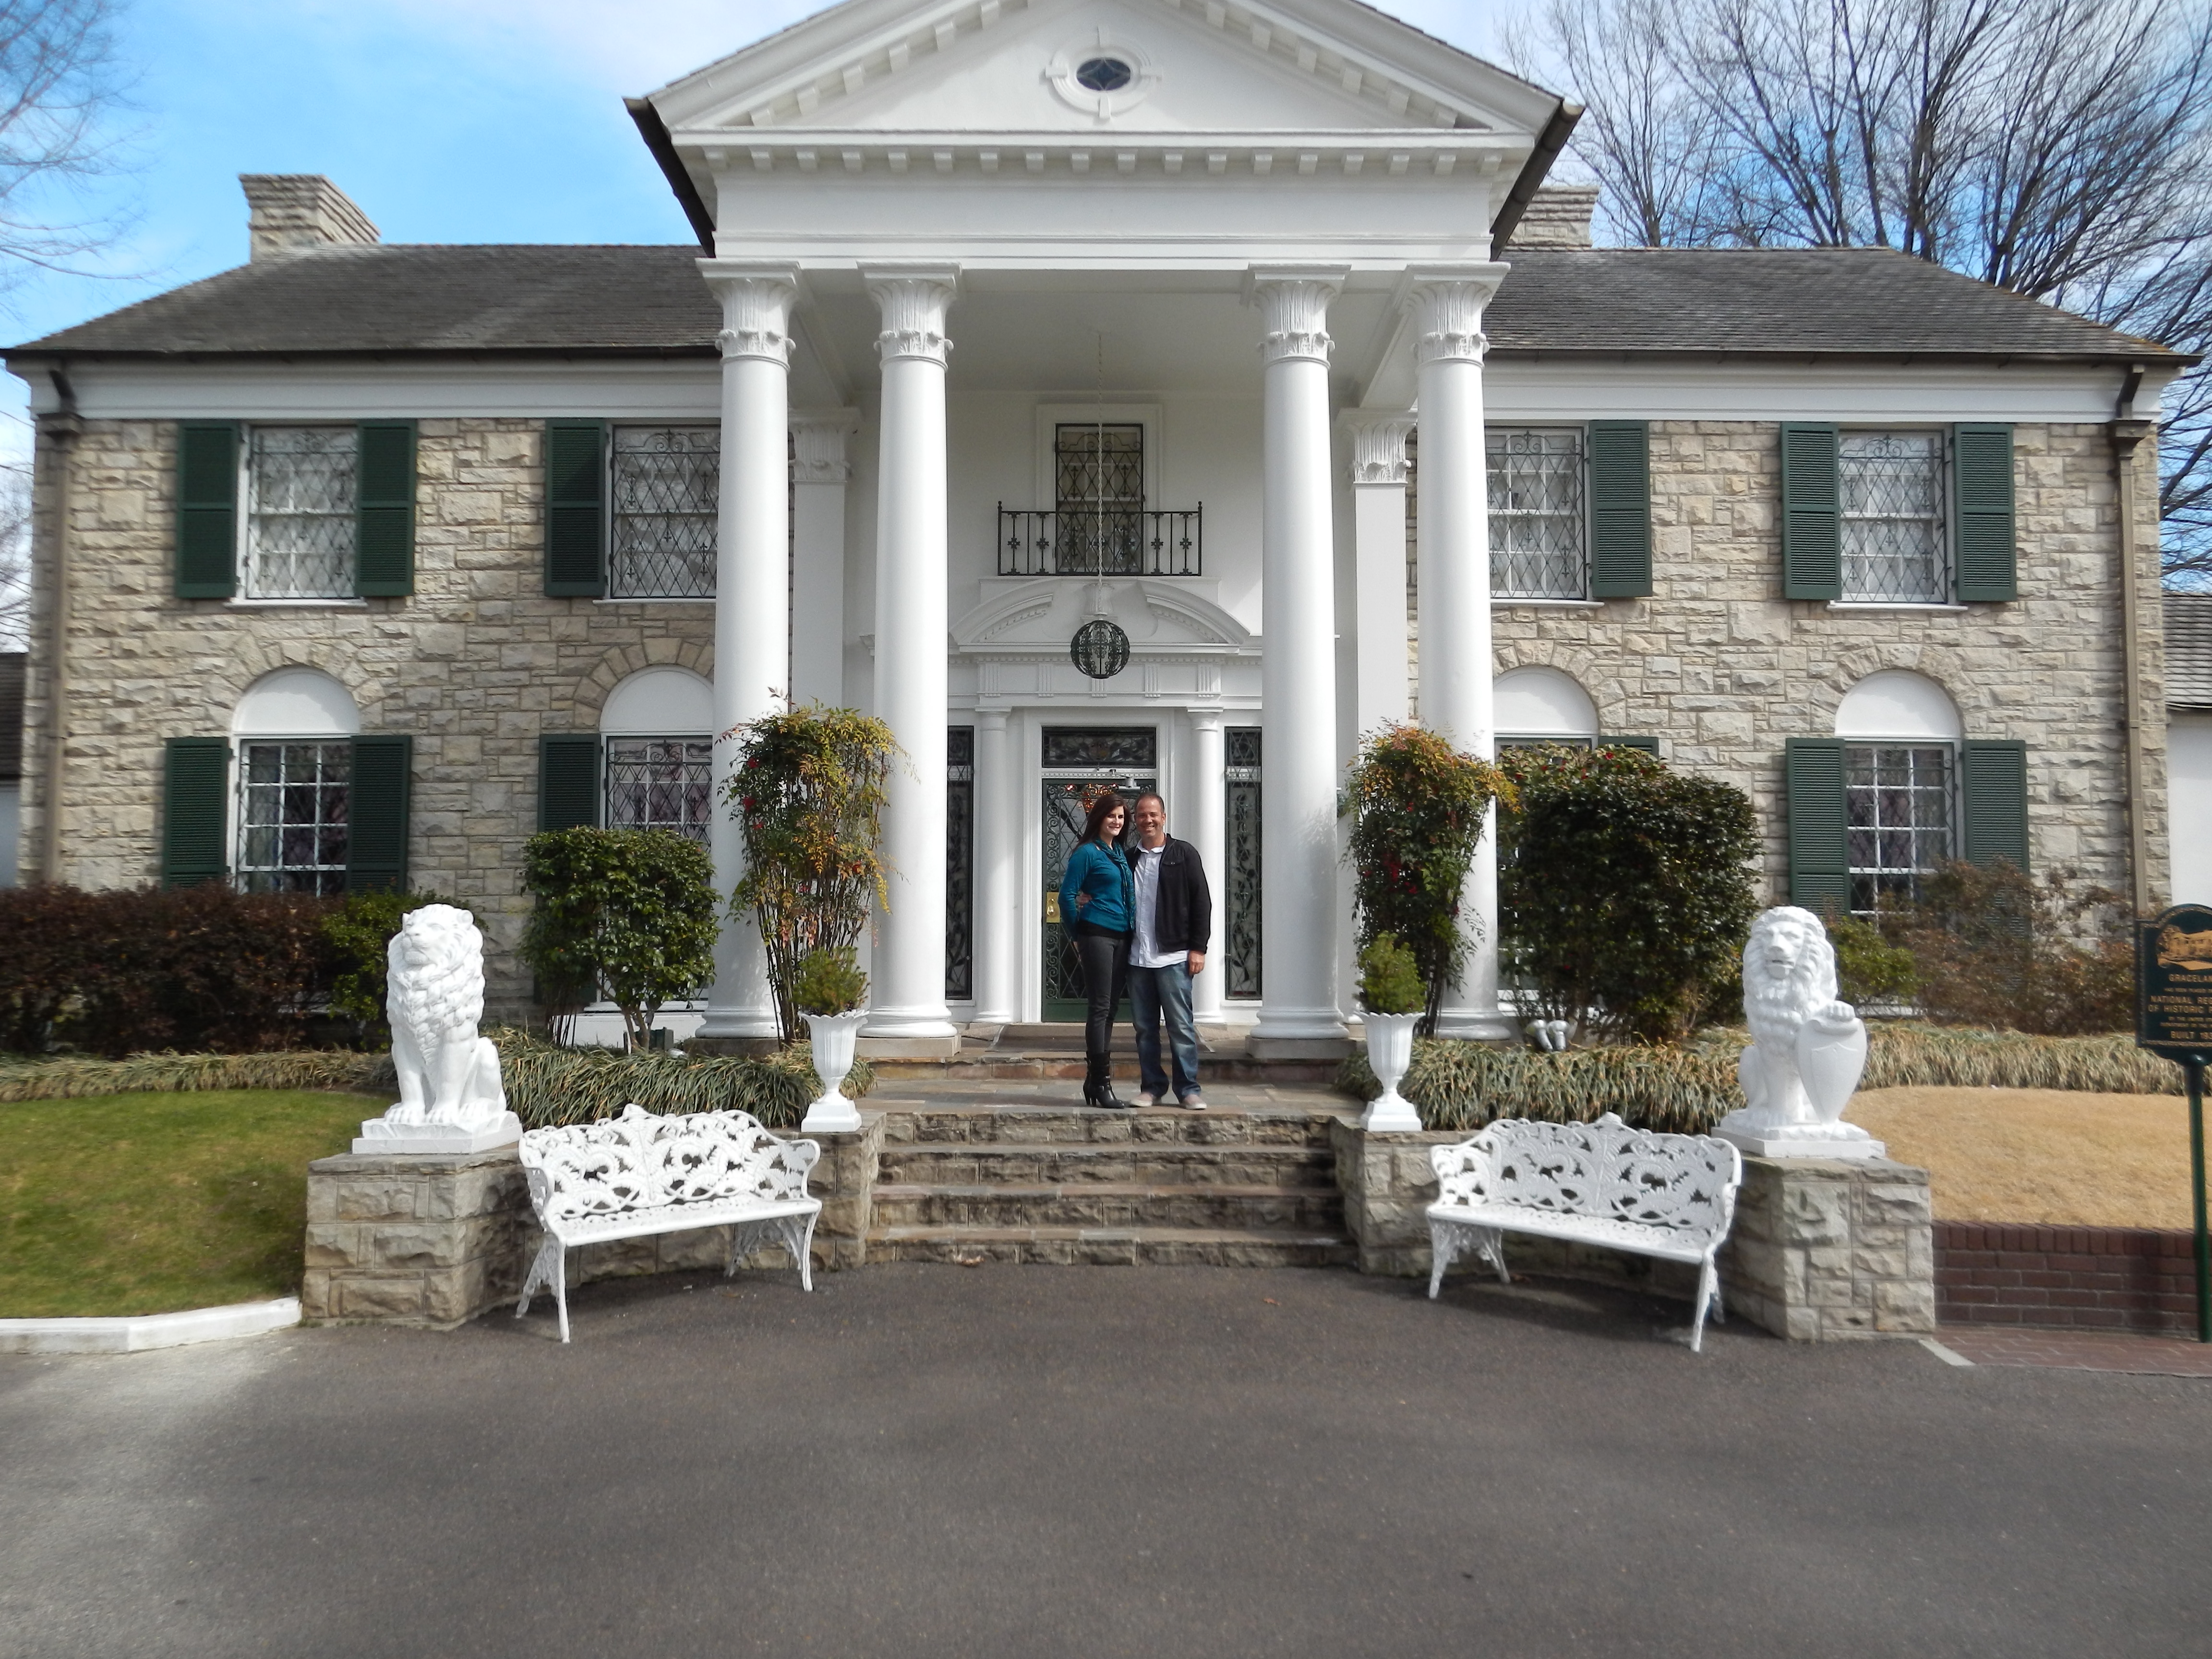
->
<box><xmin>3</xmin><ymin>1263</ymin><xmax>2207</xmax><ymax>1659</ymax></box>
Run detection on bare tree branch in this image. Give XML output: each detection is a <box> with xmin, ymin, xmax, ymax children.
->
<box><xmin>0</xmin><ymin>0</ymin><xmax>131</xmax><ymax>293</ymax></box>
<box><xmin>0</xmin><ymin>458</ymin><xmax>29</xmax><ymax>652</ymax></box>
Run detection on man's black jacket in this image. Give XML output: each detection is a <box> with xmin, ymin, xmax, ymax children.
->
<box><xmin>1132</xmin><ymin>834</ymin><xmax>1213</xmax><ymax>956</ymax></box>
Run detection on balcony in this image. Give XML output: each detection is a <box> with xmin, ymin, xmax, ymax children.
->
<box><xmin>997</xmin><ymin>505</ymin><xmax>1202</xmax><ymax>577</ymax></box>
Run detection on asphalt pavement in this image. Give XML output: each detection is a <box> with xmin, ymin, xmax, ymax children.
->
<box><xmin>3</xmin><ymin>1262</ymin><xmax>2207</xmax><ymax>1659</ymax></box>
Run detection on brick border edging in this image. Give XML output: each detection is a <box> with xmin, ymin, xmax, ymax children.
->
<box><xmin>1936</xmin><ymin>1221</ymin><xmax>2203</xmax><ymax>1335</ymax></box>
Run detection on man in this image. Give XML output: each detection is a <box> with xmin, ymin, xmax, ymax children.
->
<box><xmin>1125</xmin><ymin>791</ymin><xmax>1213</xmax><ymax>1109</ymax></box>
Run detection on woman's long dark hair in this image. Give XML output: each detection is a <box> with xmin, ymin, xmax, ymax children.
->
<box><xmin>1082</xmin><ymin>791</ymin><xmax>1128</xmax><ymax>846</ymax></box>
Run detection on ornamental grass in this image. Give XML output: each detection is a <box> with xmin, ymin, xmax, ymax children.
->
<box><xmin>0</xmin><ymin>1030</ymin><xmax>873</xmax><ymax>1130</ymax></box>
<box><xmin>1336</xmin><ymin>1022</ymin><xmax>2181</xmax><ymax>1133</ymax></box>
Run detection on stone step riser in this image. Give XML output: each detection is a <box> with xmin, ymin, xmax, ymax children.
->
<box><xmin>870</xmin><ymin>1185</ymin><xmax>1346</xmax><ymax>1232</ymax></box>
<box><xmin>878</xmin><ymin>1112</ymin><xmax>1340</xmax><ymax>1148</ymax></box>
<box><xmin>866</xmin><ymin>1233</ymin><xmax>1358</xmax><ymax>1268</ymax></box>
<box><xmin>873</xmin><ymin>1149</ymin><xmax>1338</xmax><ymax>1188</ymax></box>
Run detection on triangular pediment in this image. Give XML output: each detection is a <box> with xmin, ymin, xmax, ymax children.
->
<box><xmin>650</xmin><ymin>0</ymin><xmax>1560</xmax><ymax>140</ymax></box>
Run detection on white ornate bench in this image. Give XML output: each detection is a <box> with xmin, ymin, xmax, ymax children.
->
<box><xmin>1426</xmin><ymin>1113</ymin><xmax>1743</xmax><ymax>1352</ymax></box>
<box><xmin>517</xmin><ymin>1104</ymin><xmax>822</xmax><ymax>1342</ymax></box>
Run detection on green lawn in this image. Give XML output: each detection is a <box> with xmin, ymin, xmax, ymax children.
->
<box><xmin>0</xmin><ymin>1090</ymin><xmax>373</xmax><ymax>1318</ymax></box>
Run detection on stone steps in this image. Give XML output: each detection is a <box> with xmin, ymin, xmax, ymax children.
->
<box><xmin>865</xmin><ymin>1102</ymin><xmax>1357</xmax><ymax>1268</ymax></box>
<box><xmin>866</xmin><ymin>1223</ymin><xmax>1358</xmax><ymax>1267</ymax></box>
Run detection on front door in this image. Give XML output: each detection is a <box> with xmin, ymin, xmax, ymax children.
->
<box><xmin>1040</xmin><ymin>726</ymin><xmax>1157</xmax><ymax>1022</ymax></box>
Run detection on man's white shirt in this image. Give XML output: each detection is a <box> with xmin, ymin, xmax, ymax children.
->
<box><xmin>1129</xmin><ymin>842</ymin><xmax>1187</xmax><ymax>969</ymax></box>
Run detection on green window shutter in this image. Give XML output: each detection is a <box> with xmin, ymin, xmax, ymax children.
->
<box><xmin>1953</xmin><ymin>424</ymin><xmax>2017</xmax><ymax>601</ymax></box>
<box><xmin>346</xmin><ymin>735</ymin><xmax>413</xmax><ymax>893</ymax></box>
<box><xmin>1606</xmin><ymin>735</ymin><xmax>1660</xmax><ymax>755</ymax></box>
<box><xmin>1780</xmin><ymin>424</ymin><xmax>1841</xmax><ymax>601</ymax></box>
<box><xmin>175</xmin><ymin>423</ymin><xmax>239</xmax><ymax>599</ymax></box>
<box><xmin>544</xmin><ymin>421</ymin><xmax>607</xmax><ymax>597</ymax></box>
<box><xmin>539</xmin><ymin>734</ymin><xmax>602</xmax><ymax>831</ymax></box>
<box><xmin>1960</xmin><ymin>739</ymin><xmax>2029</xmax><ymax>873</ymax></box>
<box><xmin>355</xmin><ymin>421</ymin><xmax>417</xmax><ymax>596</ymax></box>
<box><xmin>1587</xmin><ymin>421</ymin><xmax>1652</xmax><ymax>598</ymax></box>
<box><xmin>161</xmin><ymin>737</ymin><xmax>230</xmax><ymax>888</ymax></box>
<box><xmin>1784</xmin><ymin>738</ymin><xmax>1849</xmax><ymax>912</ymax></box>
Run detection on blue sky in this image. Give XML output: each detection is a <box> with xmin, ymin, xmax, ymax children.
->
<box><xmin>0</xmin><ymin>0</ymin><xmax>1509</xmax><ymax>458</ymax></box>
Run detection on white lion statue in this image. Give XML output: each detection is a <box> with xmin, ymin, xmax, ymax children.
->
<box><xmin>356</xmin><ymin>905</ymin><xmax>518</xmax><ymax>1152</ymax></box>
<box><xmin>1715</xmin><ymin>906</ymin><xmax>1884</xmax><ymax>1159</ymax></box>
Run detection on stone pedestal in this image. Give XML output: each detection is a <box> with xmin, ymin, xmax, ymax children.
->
<box><xmin>1719</xmin><ymin>1155</ymin><xmax>1935</xmax><ymax>1340</ymax></box>
<box><xmin>302</xmin><ymin>1112</ymin><xmax>886</xmax><ymax>1327</ymax></box>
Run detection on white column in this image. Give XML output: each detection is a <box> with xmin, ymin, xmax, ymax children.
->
<box><xmin>860</xmin><ymin>265</ymin><xmax>961</xmax><ymax>1055</ymax></box>
<box><xmin>1248</xmin><ymin>266</ymin><xmax>1350</xmax><ymax>1057</ymax></box>
<box><xmin>696</xmin><ymin>263</ymin><xmax>798</xmax><ymax>1048</ymax></box>
<box><xmin>1345</xmin><ymin>411</ymin><xmax>1414</xmax><ymax>734</ymax></box>
<box><xmin>972</xmin><ymin>709</ymin><xmax>1019</xmax><ymax>1025</ymax></box>
<box><xmin>1185</xmin><ymin>711</ymin><xmax>1227</xmax><ymax>1026</ymax></box>
<box><xmin>789</xmin><ymin>409</ymin><xmax>859</xmax><ymax>709</ymax></box>
<box><xmin>1407</xmin><ymin>264</ymin><xmax>1516</xmax><ymax>1042</ymax></box>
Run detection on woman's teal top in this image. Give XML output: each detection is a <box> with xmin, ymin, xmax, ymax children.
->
<box><xmin>1059</xmin><ymin>841</ymin><xmax>1134</xmax><ymax>934</ymax></box>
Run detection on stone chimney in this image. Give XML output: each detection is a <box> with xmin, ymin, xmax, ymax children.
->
<box><xmin>240</xmin><ymin>175</ymin><xmax>380</xmax><ymax>262</ymax></box>
<box><xmin>1507</xmin><ymin>183</ymin><xmax>1599</xmax><ymax>249</ymax></box>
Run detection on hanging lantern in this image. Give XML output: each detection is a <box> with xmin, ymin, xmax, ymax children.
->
<box><xmin>1070</xmin><ymin>617</ymin><xmax>1131</xmax><ymax>680</ymax></box>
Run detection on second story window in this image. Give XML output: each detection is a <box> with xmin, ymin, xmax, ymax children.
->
<box><xmin>1055</xmin><ymin>422</ymin><xmax>1144</xmax><ymax>575</ymax></box>
<box><xmin>245</xmin><ymin>427</ymin><xmax>357</xmax><ymax>599</ymax></box>
<box><xmin>1488</xmin><ymin>428</ymin><xmax>1587</xmax><ymax>599</ymax></box>
<box><xmin>610</xmin><ymin>426</ymin><xmax>719</xmax><ymax>599</ymax></box>
<box><xmin>1839</xmin><ymin>431</ymin><xmax>1948</xmax><ymax>603</ymax></box>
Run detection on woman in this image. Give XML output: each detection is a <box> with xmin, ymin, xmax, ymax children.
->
<box><xmin>1058</xmin><ymin>792</ymin><xmax>1135</xmax><ymax>1110</ymax></box>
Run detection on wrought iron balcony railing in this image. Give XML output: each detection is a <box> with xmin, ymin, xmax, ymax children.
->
<box><xmin>997</xmin><ymin>505</ymin><xmax>1202</xmax><ymax>577</ymax></box>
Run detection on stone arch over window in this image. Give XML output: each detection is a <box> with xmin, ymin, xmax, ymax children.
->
<box><xmin>599</xmin><ymin>666</ymin><xmax>715</xmax><ymax>843</ymax></box>
<box><xmin>231</xmin><ymin>666</ymin><xmax>361</xmax><ymax>737</ymax></box>
<box><xmin>570</xmin><ymin>640</ymin><xmax>713</xmax><ymax>723</ymax></box>
<box><xmin>228</xmin><ymin>668</ymin><xmax>362</xmax><ymax>897</ymax></box>
<box><xmin>600</xmin><ymin>666</ymin><xmax>713</xmax><ymax>736</ymax></box>
<box><xmin>1833</xmin><ymin>668</ymin><xmax>1962</xmax><ymax>742</ymax></box>
<box><xmin>1495</xmin><ymin>665</ymin><xmax>1599</xmax><ymax>743</ymax></box>
<box><xmin>1830</xmin><ymin>668</ymin><xmax>1963</xmax><ymax>918</ymax></box>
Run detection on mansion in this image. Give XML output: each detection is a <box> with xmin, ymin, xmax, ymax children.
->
<box><xmin>4</xmin><ymin>0</ymin><xmax>2185</xmax><ymax>1053</ymax></box>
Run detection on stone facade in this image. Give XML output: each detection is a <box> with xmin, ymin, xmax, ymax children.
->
<box><xmin>1719</xmin><ymin>1156</ymin><xmax>1936</xmax><ymax>1340</ymax></box>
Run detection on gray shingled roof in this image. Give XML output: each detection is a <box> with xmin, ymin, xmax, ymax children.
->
<box><xmin>2169</xmin><ymin>592</ymin><xmax>2212</xmax><ymax>709</ymax></box>
<box><xmin>3</xmin><ymin>241</ymin><xmax>2181</xmax><ymax>362</ymax></box>
<box><xmin>0</xmin><ymin>652</ymin><xmax>24</xmax><ymax>781</ymax></box>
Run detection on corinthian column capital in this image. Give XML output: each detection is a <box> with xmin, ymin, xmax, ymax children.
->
<box><xmin>863</xmin><ymin>264</ymin><xmax>959</xmax><ymax>365</ymax></box>
<box><xmin>700</xmin><ymin>261</ymin><xmax>800</xmax><ymax>365</ymax></box>
<box><xmin>1343</xmin><ymin>410</ymin><xmax>1415</xmax><ymax>485</ymax></box>
<box><xmin>1246</xmin><ymin>265</ymin><xmax>1347</xmax><ymax>366</ymax></box>
<box><xmin>790</xmin><ymin>408</ymin><xmax>861</xmax><ymax>484</ymax></box>
<box><xmin>1401</xmin><ymin>263</ymin><xmax>1509</xmax><ymax>367</ymax></box>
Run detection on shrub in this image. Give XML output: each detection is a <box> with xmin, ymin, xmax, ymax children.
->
<box><xmin>1897</xmin><ymin>861</ymin><xmax>2133</xmax><ymax>1034</ymax></box>
<box><xmin>1497</xmin><ymin>744</ymin><xmax>1758</xmax><ymax>1044</ymax></box>
<box><xmin>791</xmin><ymin>946</ymin><xmax>867</xmax><ymax>1017</ymax></box>
<box><xmin>1357</xmin><ymin>935</ymin><xmax>1426</xmax><ymax>1015</ymax></box>
<box><xmin>0</xmin><ymin>885</ymin><xmax>337</xmax><ymax>1057</ymax></box>
<box><xmin>730</xmin><ymin>703</ymin><xmax>899</xmax><ymax>1042</ymax></box>
<box><xmin>520</xmin><ymin>829</ymin><xmax>720</xmax><ymax>1051</ymax></box>
<box><xmin>321</xmin><ymin>890</ymin><xmax>477</xmax><ymax>1041</ymax></box>
<box><xmin>1340</xmin><ymin>724</ymin><xmax>1515</xmax><ymax>1032</ymax></box>
<box><xmin>1825</xmin><ymin>913</ymin><xmax>1921</xmax><ymax>1009</ymax></box>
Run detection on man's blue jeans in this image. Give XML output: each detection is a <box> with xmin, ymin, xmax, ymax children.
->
<box><xmin>1127</xmin><ymin>959</ymin><xmax>1200</xmax><ymax>1100</ymax></box>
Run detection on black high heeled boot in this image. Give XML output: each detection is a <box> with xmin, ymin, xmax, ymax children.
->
<box><xmin>1084</xmin><ymin>1053</ymin><xmax>1128</xmax><ymax>1109</ymax></box>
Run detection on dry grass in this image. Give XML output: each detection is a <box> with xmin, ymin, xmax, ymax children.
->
<box><xmin>1846</xmin><ymin>1087</ymin><xmax>2197</xmax><ymax>1229</ymax></box>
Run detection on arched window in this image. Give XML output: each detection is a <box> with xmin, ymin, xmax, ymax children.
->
<box><xmin>231</xmin><ymin>668</ymin><xmax>361</xmax><ymax>895</ymax></box>
<box><xmin>600</xmin><ymin>667</ymin><xmax>714</xmax><ymax>843</ymax></box>
<box><xmin>1495</xmin><ymin>666</ymin><xmax>1599</xmax><ymax>748</ymax></box>
<box><xmin>1834</xmin><ymin>670</ymin><xmax>1961</xmax><ymax>914</ymax></box>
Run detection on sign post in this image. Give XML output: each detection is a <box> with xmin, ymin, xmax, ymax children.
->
<box><xmin>2137</xmin><ymin>902</ymin><xmax>2212</xmax><ymax>1343</ymax></box>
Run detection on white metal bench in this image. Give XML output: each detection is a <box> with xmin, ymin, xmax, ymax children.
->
<box><xmin>517</xmin><ymin>1104</ymin><xmax>821</xmax><ymax>1342</ymax></box>
<box><xmin>1426</xmin><ymin>1113</ymin><xmax>1743</xmax><ymax>1352</ymax></box>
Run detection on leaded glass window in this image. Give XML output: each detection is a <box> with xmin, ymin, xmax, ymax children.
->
<box><xmin>947</xmin><ymin>726</ymin><xmax>974</xmax><ymax>1002</ymax></box>
<box><xmin>1226</xmin><ymin>727</ymin><xmax>1262</xmax><ymax>999</ymax></box>
<box><xmin>1042</xmin><ymin>727</ymin><xmax>1156</xmax><ymax>769</ymax></box>
<box><xmin>1840</xmin><ymin>432</ymin><xmax>1948</xmax><ymax>602</ymax></box>
<box><xmin>610</xmin><ymin>426</ymin><xmax>718</xmax><ymax>599</ymax></box>
<box><xmin>605</xmin><ymin>738</ymin><xmax>713</xmax><ymax>844</ymax></box>
<box><xmin>1846</xmin><ymin>744</ymin><xmax>1953</xmax><ymax>915</ymax></box>
<box><xmin>1488</xmin><ymin>428</ymin><xmax>1585</xmax><ymax>599</ymax></box>
<box><xmin>246</xmin><ymin>427</ymin><xmax>356</xmax><ymax>599</ymax></box>
<box><xmin>1055</xmin><ymin>423</ymin><xmax>1144</xmax><ymax>576</ymax></box>
<box><xmin>237</xmin><ymin>740</ymin><xmax>350</xmax><ymax>895</ymax></box>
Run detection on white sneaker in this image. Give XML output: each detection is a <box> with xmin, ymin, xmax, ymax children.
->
<box><xmin>1133</xmin><ymin>1092</ymin><xmax>1158</xmax><ymax>1107</ymax></box>
<box><xmin>1179</xmin><ymin>1094</ymin><xmax>1206</xmax><ymax>1111</ymax></box>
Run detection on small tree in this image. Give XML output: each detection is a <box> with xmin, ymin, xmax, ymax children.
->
<box><xmin>1896</xmin><ymin>860</ymin><xmax>2133</xmax><ymax>1034</ymax></box>
<box><xmin>728</xmin><ymin>703</ymin><xmax>899</xmax><ymax>1042</ymax></box>
<box><xmin>1498</xmin><ymin>744</ymin><xmax>1757</xmax><ymax>1044</ymax></box>
<box><xmin>1340</xmin><ymin>724</ymin><xmax>1515</xmax><ymax>1034</ymax></box>
<box><xmin>520</xmin><ymin>828</ymin><xmax>718</xmax><ymax>1051</ymax></box>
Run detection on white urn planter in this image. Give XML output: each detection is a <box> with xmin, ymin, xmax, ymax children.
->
<box><xmin>800</xmin><ymin>1010</ymin><xmax>868</xmax><ymax>1133</ymax></box>
<box><xmin>1360</xmin><ymin>1012</ymin><xmax>1424</xmax><ymax>1133</ymax></box>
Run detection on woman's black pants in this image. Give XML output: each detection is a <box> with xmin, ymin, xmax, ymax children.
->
<box><xmin>1076</xmin><ymin>928</ymin><xmax>1130</xmax><ymax>1059</ymax></box>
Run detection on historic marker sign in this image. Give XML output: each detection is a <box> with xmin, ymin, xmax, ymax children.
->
<box><xmin>2140</xmin><ymin>902</ymin><xmax>2212</xmax><ymax>1060</ymax></box>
